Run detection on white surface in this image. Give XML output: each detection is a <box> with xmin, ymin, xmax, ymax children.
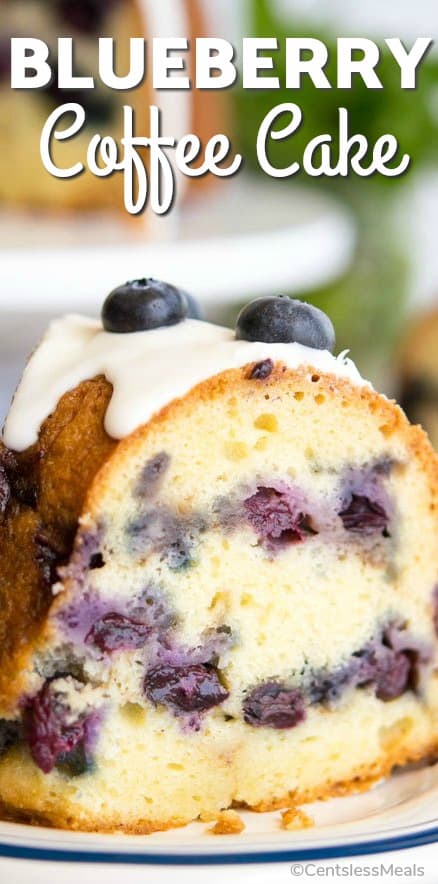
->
<box><xmin>4</xmin><ymin>315</ymin><xmax>366</xmax><ymax>451</ymax></box>
<box><xmin>1</xmin><ymin>764</ymin><xmax>438</xmax><ymax>880</ymax></box>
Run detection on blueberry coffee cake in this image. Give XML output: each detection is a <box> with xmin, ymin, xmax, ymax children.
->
<box><xmin>0</xmin><ymin>281</ymin><xmax>437</xmax><ymax>833</ymax></box>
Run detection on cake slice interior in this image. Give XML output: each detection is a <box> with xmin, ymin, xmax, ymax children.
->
<box><xmin>0</xmin><ymin>346</ymin><xmax>436</xmax><ymax>832</ymax></box>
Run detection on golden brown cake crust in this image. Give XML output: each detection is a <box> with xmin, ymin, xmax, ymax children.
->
<box><xmin>280</xmin><ymin>807</ymin><xmax>314</xmax><ymax>830</ymax></box>
<box><xmin>208</xmin><ymin>810</ymin><xmax>246</xmax><ymax>835</ymax></box>
<box><xmin>0</xmin><ymin>738</ymin><xmax>437</xmax><ymax>834</ymax></box>
<box><xmin>0</xmin><ymin>376</ymin><xmax>115</xmax><ymax>713</ymax></box>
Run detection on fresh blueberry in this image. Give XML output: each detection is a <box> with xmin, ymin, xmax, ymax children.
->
<box><xmin>144</xmin><ymin>663</ymin><xmax>228</xmax><ymax>713</ymax></box>
<box><xmin>102</xmin><ymin>278</ymin><xmax>188</xmax><ymax>333</ymax></box>
<box><xmin>236</xmin><ymin>296</ymin><xmax>335</xmax><ymax>351</ymax></box>
<box><xmin>243</xmin><ymin>682</ymin><xmax>306</xmax><ymax>729</ymax></box>
<box><xmin>181</xmin><ymin>290</ymin><xmax>203</xmax><ymax>320</ymax></box>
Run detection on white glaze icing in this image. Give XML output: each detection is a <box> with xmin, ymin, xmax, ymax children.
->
<box><xmin>3</xmin><ymin>316</ymin><xmax>369</xmax><ymax>452</ymax></box>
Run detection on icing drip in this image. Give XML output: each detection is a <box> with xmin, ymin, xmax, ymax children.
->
<box><xmin>3</xmin><ymin>316</ymin><xmax>369</xmax><ymax>452</ymax></box>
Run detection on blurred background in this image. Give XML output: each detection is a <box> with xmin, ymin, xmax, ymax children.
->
<box><xmin>0</xmin><ymin>0</ymin><xmax>437</xmax><ymax>448</ymax></box>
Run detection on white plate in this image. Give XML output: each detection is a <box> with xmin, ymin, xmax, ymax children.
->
<box><xmin>1</xmin><ymin>765</ymin><xmax>438</xmax><ymax>882</ymax></box>
<box><xmin>0</xmin><ymin>176</ymin><xmax>355</xmax><ymax>317</ymax></box>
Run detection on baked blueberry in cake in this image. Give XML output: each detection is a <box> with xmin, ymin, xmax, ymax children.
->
<box><xmin>0</xmin><ymin>280</ymin><xmax>437</xmax><ymax>833</ymax></box>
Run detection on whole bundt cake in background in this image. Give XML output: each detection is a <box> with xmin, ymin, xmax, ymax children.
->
<box><xmin>0</xmin><ymin>0</ymin><xmax>221</xmax><ymax>214</ymax></box>
<box><xmin>0</xmin><ymin>0</ymin><xmax>148</xmax><ymax>212</ymax></box>
<box><xmin>0</xmin><ymin>281</ymin><xmax>437</xmax><ymax>833</ymax></box>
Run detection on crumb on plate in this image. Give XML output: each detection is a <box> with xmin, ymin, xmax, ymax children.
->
<box><xmin>208</xmin><ymin>810</ymin><xmax>246</xmax><ymax>835</ymax></box>
<box><xmin>281</xmin><ymin>807</ymin><xmax>314</xmax><ymax>831</ymax></box>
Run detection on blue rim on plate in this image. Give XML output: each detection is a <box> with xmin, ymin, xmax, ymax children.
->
<box><xmin>1</xmin><ymin>822</ymin><xmax>438</xmax><ymax>865</ymax></box>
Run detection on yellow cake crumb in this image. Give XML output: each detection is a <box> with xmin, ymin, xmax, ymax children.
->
<box><xmin>208</xmin><ymin>810</ymin><xmax>246</xmax><ymax>835</ymax></box>
<box><xmin>281</xmin><ymin>807</ymin><xmax>314</xmax><ymax>831</ymax></box>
